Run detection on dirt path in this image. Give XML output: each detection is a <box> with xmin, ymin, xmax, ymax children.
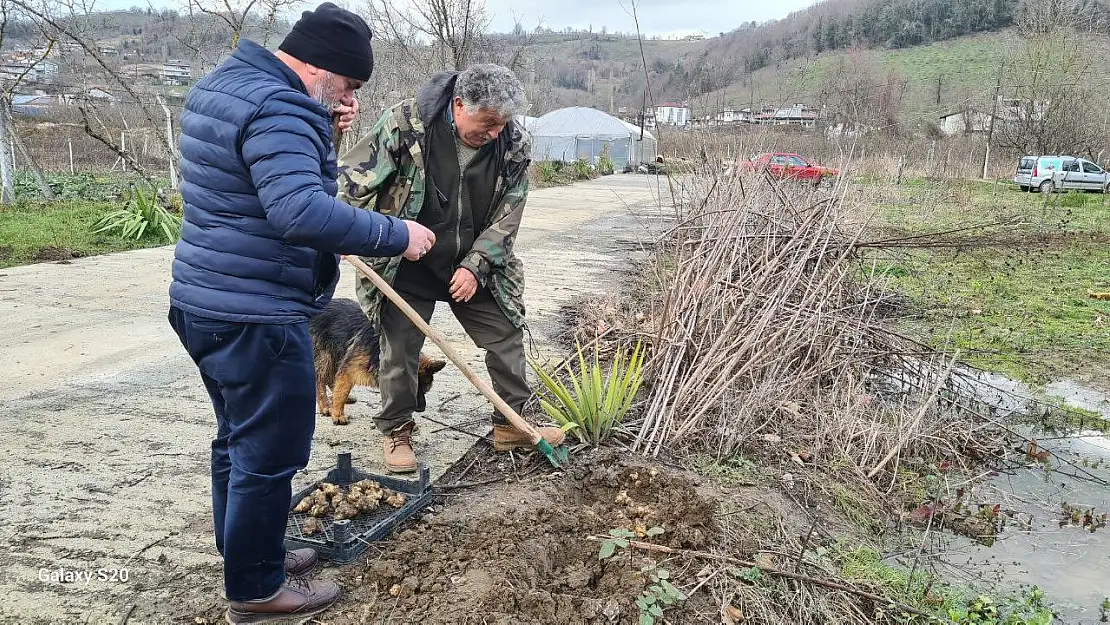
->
<box><xmin>0</xmin><ymin>174</ymin><xmax>666</xmax><ymax>624</ymax></box>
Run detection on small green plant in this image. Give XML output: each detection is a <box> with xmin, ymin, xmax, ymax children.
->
<box><xmin>530</xmin><ymin>341</ymin><xmax>645</xmax><ymax>446</ymax></box>
<box><xmin>571</xmin><ymin>158</ymin><xmax>594</xmax><ymax>180</ymax></box>
<box><xmin>598</xmin><ymin>528</ymin><xmax>636</xmax><ymax>560</ymax></box>
<box><xmin>92</xmin><ymin>183</ymin><xmax>180</xmax><ymax>243</ymax></box>
<box><xmin>1100</xmin><ymin>597</ymin><xmax>1109</xmax><ymax>622</ymax></box>
<box><xmin>536</xmin><ymin>160</ymin><xmax>561</xmax><ymax>184</ymax></box>
<box><xmin>597</xmin><ymin>145</ymin><xmax>615</xmax><ymax>175</ymax></box>
<box><xmin>636</xmin><ymin>563</ymin><xmax>686</xmax><ymax>625</ymax></box>
<box><xmin>947</xmin><ymin>587</ymin><xmax>1054</xmax><ymax>625</ymax></box>
<box><xmin>596</xmin><ymin>527</ymin><xmax>683</xmax><ymax>625</ymax></box>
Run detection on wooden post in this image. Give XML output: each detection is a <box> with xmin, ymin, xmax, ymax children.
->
<box><xmin>69</xmin><ymin>138</ymin><xmax>74</xmax><ymax>174</ymax></box>
<box><xmin>121</xmin><ymin>132</ymin><xmax>127</xmax><ymax>172</ymax></box>
<box><xmin>983</xmin><ymin>63</ymin><xmax>1004</xmax><ymax>181</ymax></box>
<box><xmin>157</xmin><ymin>95</ymin><xmax>178</xmax><ymax>190</ymax></box>
<box><xmin>0</xmin><ymin>98</ymin><xmax>13</xmax><ymax>204</ymax></box>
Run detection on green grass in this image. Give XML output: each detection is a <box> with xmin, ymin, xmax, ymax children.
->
<box><xmin>0</xmin><ymin>199</ymin><xmax>163</xmax><ymax>268</ymax></box>
<box><xmin>872</xmin><ymin>179</ymin><xmax>1110</xmax><ymax>236</ymax></box>
<box><xmin>0</xmin><ymin>173</ymin><xmax>172</xmax><ymax>269</ymax></box>
<box><xmin>866</xmin><ymin>178</ymin><xmax>1110</xmax><ymax>385</ymax></box>
<box><xmin>876</xmin><ymin>241</ymin><xmax>1110</xmax><ymax>384</ymax></box>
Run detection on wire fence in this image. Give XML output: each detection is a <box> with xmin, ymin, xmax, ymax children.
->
<box><xmin>13</xmin><ymin>104</ymin><xmax>174</xmax><ymax>175</ymax></box>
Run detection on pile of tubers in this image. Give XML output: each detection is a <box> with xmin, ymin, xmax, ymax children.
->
<box><xmin>294</xmin><ymin>479</ymin><xmax>408</xmax><ymax>535</ymax></box>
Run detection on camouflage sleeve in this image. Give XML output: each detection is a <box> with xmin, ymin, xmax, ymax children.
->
<box><xmin>337</xmin><ymin>109</ymin><xmax>400</xmax><ymax>210</ymax></box>
<box><xmin>458</xmin><ymin>174</ymin><xmax>528</xmax><ymax>286</ymax></box>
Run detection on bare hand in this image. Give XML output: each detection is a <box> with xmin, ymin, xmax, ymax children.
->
<box><xmin>449</xmin><ymin>267</ymin><xmax>478</xmax><ymax>303</ymax></box>
<box><xmin>333</xmin><ymin>95</ymin><xmax>360</xmax><ymax>133</ymax></box>
<box><xmin>402</xmin><ymin>221</ymin><xmax>436</xmax><ymax>262</ymax></box>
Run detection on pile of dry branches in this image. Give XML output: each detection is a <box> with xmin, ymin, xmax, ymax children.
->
<box><xmin>627</xmin><ymin>171</ymin><xmax>1001</xmax><ymax>480</ymax></box>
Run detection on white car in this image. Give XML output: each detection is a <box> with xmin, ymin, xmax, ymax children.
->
<box><xmin>1014</xmin><ymin>155</ymin><xmax>1110</xmax><ymax>193</ymax></box>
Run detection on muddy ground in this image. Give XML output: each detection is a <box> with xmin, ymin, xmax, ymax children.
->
<box><xmin>0</xmin><ymin>175</ymin><xmax>670</xmax><ymax>623</ymax></box>
<box><xmin>191</xmin><ymin>445</ymin><xmax>788</xmax><ymax>625</ymax></box>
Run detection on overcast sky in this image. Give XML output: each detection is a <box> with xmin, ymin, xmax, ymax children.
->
<box><xmin>482</xmin><ymin>0</ymin><xmax>818</xmax><ymax>37</ymax></box>
<box><xmin>92</xmin><ymin>0</ymin><xmax>819</xmax><ymax>37</ymax></box>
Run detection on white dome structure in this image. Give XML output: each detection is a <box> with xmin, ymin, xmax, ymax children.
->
<box><xmin>530</xmin><ymin>107</ymin><xmax>657</xmax><ymax>169</ymax></box>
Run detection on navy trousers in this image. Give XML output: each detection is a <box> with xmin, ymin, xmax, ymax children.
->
<box><xmin>168</xmin><ymin>306</ymin><xmax>316</xmax><ymax>601</ymax></box>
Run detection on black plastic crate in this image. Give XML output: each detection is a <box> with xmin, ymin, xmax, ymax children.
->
<box><xmin>284</xmin><ymin>451</ymin><xmax>432</xmax><ymax>564</ymax></box>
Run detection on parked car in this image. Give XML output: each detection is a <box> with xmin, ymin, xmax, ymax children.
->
<box><xmin>739</xmin><ymin>152</ymin><xmax>839</xmax><ymax>184</ymax></box>
<box><xmin>1014</xmin><ymin>155</ymin><xmax>1110</xmax><ymax>193</ymax></box>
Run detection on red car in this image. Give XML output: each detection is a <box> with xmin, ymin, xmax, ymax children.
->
<box><xmin>740</xmin><ymin>152</ymin><xmax>839</xmax><ymax>183</ymax></box>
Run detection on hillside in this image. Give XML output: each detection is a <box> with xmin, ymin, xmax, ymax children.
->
<box><xmin>696</xmin><ymin>30</ymin><xmax>1021</xmax><ymax>121</ymax></box>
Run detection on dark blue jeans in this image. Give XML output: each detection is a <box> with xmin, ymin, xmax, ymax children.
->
<box><xmin>168</xmin><ymin>306</ymin><xmax>315</xmax><ymax>602</ymax></box>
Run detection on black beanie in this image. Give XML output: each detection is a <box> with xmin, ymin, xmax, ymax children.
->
<box><xmin>279</xmin><ymin>2</ymin><xmax>374</xmax><ymax>82</ymax></box>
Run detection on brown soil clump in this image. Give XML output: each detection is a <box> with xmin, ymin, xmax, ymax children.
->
<box><xmin>32</xmin><ymin>246</ymin><xmax>81</xmax><ymax>262</ymax></box>
<box><xmin>328</xmin><ymin>449</ymin><xmax>721</xmax><ymax>624</ymax></box>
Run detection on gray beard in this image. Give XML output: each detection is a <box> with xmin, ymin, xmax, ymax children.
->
<box><xmin>311</xmin><ymin>78</ymin><xmax>341</xmax><ymax>114</ymax></box>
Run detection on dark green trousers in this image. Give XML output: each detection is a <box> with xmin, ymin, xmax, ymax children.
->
<box><xmin>376</xmin><ymin>290</ymin><xmax>529</xmax><ymax>433</ymax></box>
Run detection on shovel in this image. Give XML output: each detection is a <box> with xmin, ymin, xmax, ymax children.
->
<box><xmin>342</xmin><ymin>256</ymin><xmax>569</xmax><ymax>468</ymax></box>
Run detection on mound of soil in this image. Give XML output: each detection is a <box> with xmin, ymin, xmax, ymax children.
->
<box><xmin>32</xmin><ymin>246</ymin><xmax>81</xmax><ymax>262</ymax></box>
<box><xmin>328</xmin><ymin>449</ymin><xmax>721</xmax><ymax>624</ymax></box>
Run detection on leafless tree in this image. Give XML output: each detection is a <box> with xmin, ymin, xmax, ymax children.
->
<box><xmin>817</xmin><ymin>54</ymin><xmax>907</xmax><ymax>137</ymax></box>
<box><xmin>365</xmin><ymin>0</ymin><xmax>489</xmax><ymax>72</ymax></box>
<box><xmin>997</xmin><ymin>0</ymin><xmax>1106</xmax><ymax>156</ymax></box>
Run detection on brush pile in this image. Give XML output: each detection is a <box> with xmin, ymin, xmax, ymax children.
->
<box><xmin>621</xmin><ymin>171</ymin><xmax>1005</xmax><ymax>480</ymax></box>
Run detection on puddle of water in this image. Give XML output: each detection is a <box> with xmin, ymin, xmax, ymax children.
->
<box><xmin>938</xmin><ymin>372</ymin><xmax>1110</xmax><ymax>623</ymax></box>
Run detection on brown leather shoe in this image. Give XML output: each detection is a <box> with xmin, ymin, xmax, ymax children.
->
<box><xmin>226</xmin><ymin>578</ymin><xmax>339</xmax><ymax>624</ymax></box>
<box><xmin>383</xmin><ymin>421</ymin><xmax>418</xmax><ymax>474</ymax></box>
<box><xmin>492</xmin><ymin>424</ymin><xmax>566</xmax><ymax>452</ymax></box>
<box><xmin>283</xmin><ymin>548</ymin><xmax>317</xmax><ymax>577</ymax></box>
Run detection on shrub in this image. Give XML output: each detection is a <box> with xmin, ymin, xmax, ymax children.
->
<box><xmin>530</xmin><ymin>341</ymin><xmax>646</xmax><ymax>446</ymax></box>
<box><xmin>92</xmin><ymin>183</ymin><xmax>181</xmax><ymax>243</ymax></box>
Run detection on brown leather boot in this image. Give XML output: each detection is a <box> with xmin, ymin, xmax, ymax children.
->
<box><xmin>225</xmin><ymin>578</ymin><xmax>339</xmax><ymax>624</ymax></box>
<box><xmin>283</xmin><ymin>548</ymin><xmax>317</xmax><ymax>577</ymax></box>
<box><xmin>383</xmin><ymin>421</ymin><xmax>418</xmax><ymax>474</ymax></box>
<box><xmin>492</xmin><ymin>424</ymin><xmax>566</xmax><ymax>452</ymax></box>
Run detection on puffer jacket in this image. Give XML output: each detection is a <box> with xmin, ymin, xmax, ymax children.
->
<box><xmin>169</xmin><ymin>38</ymin><xmax>408</xmax><ymax>324</ymax></box>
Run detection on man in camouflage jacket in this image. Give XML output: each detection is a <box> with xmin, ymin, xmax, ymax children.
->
<box><xmin>337</xmin><ymin>64</ymin><xmax>564</xmax><ymax>473</ymax></box>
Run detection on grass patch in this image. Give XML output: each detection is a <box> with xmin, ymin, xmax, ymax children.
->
<box><xmin>0</xmin><ymin>172</ymin><xmax>178</xmax><ymax>268</ymax></box>
<box><xmin>0</xmin><ymin>199</ymin><xmax>155</xmax><ymax>268</ymax></box>
<box><xmin>873</xmin><ymin>180</ymin><xmax>1110</xmax><ymax>236</ymax></box>
<box><xmin>877</xmin><ymin>242</ymin><xmax>1110</xmax><ymax>384</ymax></box>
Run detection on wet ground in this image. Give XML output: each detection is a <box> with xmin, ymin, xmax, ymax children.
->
<box><xmin>941</xmin><ymin>374</ymin><xmax>1110</xmax><ymax>623</ymax></box>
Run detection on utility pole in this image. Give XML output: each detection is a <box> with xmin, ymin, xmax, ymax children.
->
<box><xmin>983</xmin><ymin>63</ymin><xmax>1004</xmax><ymax>180</ymax></box>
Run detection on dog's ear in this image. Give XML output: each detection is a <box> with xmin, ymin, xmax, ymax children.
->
<box><xmin>418</xmin><ymin>356</ymin><xmax>448</xmax><ymax>375</ymax></box>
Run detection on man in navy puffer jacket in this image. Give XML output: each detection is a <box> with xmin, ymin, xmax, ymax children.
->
<box><xmin>167</xmin><ymin>4</ymin><xmax>435</xmax><ymax>621</ymax></box>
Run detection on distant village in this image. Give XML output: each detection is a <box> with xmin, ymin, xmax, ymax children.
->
<box><xmin>1</xmin><ymin>41</ymin><xmax>195</xmax><ymax>116</ymax></box>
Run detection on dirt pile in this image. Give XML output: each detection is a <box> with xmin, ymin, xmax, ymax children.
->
<box><xmin>331</xmin><ymin>450</ymin><xmax>720</xmax><ymax>624</ymax></box>
<box><xmin>32</xmin><ymin>246</ymin><xmax>81</xmax><ymax>262</ymax></box>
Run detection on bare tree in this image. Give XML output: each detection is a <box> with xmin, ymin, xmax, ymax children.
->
<box><xmin>997</xmin><ymin>0</ymin><xmax>1105</xmax><ymax>156</ymax></box>
<box><xmin>365</xmin><ymin>0</ymin><xmax>490</xmax><ymax>72</ymax></box>
<box><xmin>817</xmin><ymin>54</ymin><xmax>907</xmax><ymax>136</ymax></box>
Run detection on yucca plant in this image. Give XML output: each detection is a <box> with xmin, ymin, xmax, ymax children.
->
<box><xmin>530</xmin><ymin>340</ymin><xmax>646</xmax><ymax>446</ymax></box>
<box><xmin>93</xmin><ymin>183</ymin><xmax>181</xmax><ymax>243</ymax></box>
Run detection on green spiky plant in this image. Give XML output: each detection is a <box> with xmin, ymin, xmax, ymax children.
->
<box><xmin>93</xmin><ymin>183</ymin><xmax>181</xmax><ymax>243</ymax></box>
<box><xmin>530</xmin><ymin>341</ymin><xmax>646</xmax><ymax>446</ymax></box>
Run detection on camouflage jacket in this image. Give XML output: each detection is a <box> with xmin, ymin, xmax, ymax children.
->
<box><xmin>337</xmin><ymin>98</ymin><xmax>533</xmax><ymax>328</ymax></box>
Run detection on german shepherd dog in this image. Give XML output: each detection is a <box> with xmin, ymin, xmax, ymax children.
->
<box><xmin>310</xmin><ymin>298</ymin><xmax>447</xmax><ymax>425</ymax></box>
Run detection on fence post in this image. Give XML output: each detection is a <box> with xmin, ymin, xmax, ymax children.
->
<box><xmin>0</xmin><ymin>97</ymin><xmax>13</xmax><ymax>204</ymax></box>
<box><xmin>156</xmin><ymin>95</ymin><xmax>178</xmax><ymax>190</ymax></box>
<box><xmin>69</xmin><ymin>138</ymin><xmax>74</xmax><ymax>174</ymax></box>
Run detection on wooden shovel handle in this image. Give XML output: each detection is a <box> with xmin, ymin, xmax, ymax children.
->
<box><xmin>342</xmin><ymin>255</ymin><xmax>542</xmax><ymax>445</ymax></box>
